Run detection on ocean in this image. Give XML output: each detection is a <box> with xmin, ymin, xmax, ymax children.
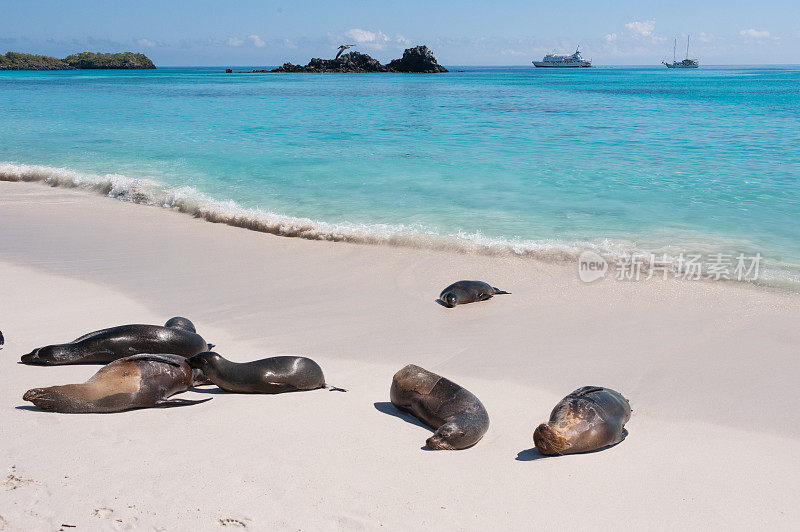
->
<box><xmin>1</xmin><ymin>66</ymin><xmax>799</xmax><ymax>286</ymax></box>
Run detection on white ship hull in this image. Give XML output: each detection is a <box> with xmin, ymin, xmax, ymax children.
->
<box><xmin>532</xmin><ymin>61</ymin><xmax>591</xmax><ymax>68</ymax></box>
<box><xmin>533</xmin><ymin>47</ymin><xmax>591</xmax><ymax>68</ymax></box>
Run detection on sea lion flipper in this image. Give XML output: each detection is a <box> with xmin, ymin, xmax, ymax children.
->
<box><xmin>154</xmin><ymin>397</ymin><xmax>212</xmax><ymax>408</ymax></box>
<box><xmin>326</xmin><ymin>385</ymin><xmax>348</xmax><ymax>392</ymax></box>
<box><xmin>492</xmin><ymin>287</ymin><xmax>510</xmax><ymax>295</ymax></box>
<box><xmin>575</xmin><ymin>386</ymin><xmax>605</xmax><ymax>396</ymax></box>
<box><xmin>125</xmin><ymin>354</ymin><xmax>183</xmax><ymax>367</ymax></box>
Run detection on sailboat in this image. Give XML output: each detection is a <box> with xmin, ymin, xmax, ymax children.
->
<box><xmin>662</xmin><ymin>35</ymin><xmax>699</xmax><ymax>68</ymax></box>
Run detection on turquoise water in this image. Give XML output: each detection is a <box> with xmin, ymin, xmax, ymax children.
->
<box><xmin>1</xmin><ymin>66</ymin><xmax>799</xmax><ymax>283</ymax></box>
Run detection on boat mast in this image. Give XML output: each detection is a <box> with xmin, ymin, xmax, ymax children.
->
<box><xmin>686</xmin><ymin>35</ymin><xmax>690</xmax><ymax>60</ymax></box>
<box><xmin>673</xmin><ymin>38</ymin><xmax>676</xmax><ymax>62</ymax></box>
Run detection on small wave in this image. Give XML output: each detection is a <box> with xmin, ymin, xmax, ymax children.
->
<box><xmin>2</xmin><ymin>162</ymin><xmax>799</xmax><ymax>289</ymax></box>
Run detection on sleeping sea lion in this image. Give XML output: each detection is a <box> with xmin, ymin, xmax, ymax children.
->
<box><xmin>390</xmin><ymin>364</ymin><xmax>489</xmax><ymax>450</ymax></box>
<box><xmin>439</xmin><ymin>280</ymin><xmax>509</xmax><ymax>308</ymax></box>
<box><xmin>22</xmin><ymin>354</ymin><xmax>211</xmax><ymax>413</ymax></box>
<box><xmin>533</xmin><ymin>386</ymin><xmax>632</xmax><ymax>455</ymax></box>
<box><xmin>20</xmin><ymin>317</ymin><xmax>210</xmax><ymax>366</ymax></box>
<box><xmin>187</xmin><ymin>352</ymin><xmax>328</xmax><ymax>393</ymax></box>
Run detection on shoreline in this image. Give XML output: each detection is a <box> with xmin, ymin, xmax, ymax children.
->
<box><xmin>2</xmin><ymin>180</ymin><xmax>799</xmax><ymax>529</ymax></box>
<box><xmin>3</xmin><ymin>161</ymin><xmax>798</xmax><ymax>291</ymax></box>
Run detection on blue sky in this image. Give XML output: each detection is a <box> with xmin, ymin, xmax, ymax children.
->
<box><xmin>2</xmin><ymin>0</ymin><xmax>799</xmax><ymax>65</ymax></box>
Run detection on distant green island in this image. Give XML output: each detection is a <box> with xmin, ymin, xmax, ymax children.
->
<box><xmin>0</xmin><ymin>52</ymin><xmax>155</xmax><ymax>70</ymax></box>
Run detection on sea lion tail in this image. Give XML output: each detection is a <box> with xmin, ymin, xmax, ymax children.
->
<box><xmin>155</xmin><ymin>397</ymin><xmax>213</xmax><ymax>408</ymax></box>
<box><xmin>492</xmin><ymin>287</ymin><xmax>510</xmax><ymax>295</ymax></box>
<box><xmin>206</xmin><ymin>343</ymin><xmax>216</xmax><ymax>350</ymax></box>
<box><xmin>325</xmin><ymin>385</ymin><xmax>348</xmax><ymax>392</ymax></box>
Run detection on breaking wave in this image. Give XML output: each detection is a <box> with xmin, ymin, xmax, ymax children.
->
<box><xmin>2</xmin><ymin>162</ymin><xmax>798</xmax><ymax>289</ymax></box>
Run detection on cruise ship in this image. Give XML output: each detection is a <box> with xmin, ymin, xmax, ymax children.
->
<box><xmin>663</xmin><ymin>36</ymin><xmax>699</xmax><ymax>68</ymax></box>
<box><xmin>532</xmin><ymin>47</ymin><xmax>592</xmax><ymax>68</ymax></box>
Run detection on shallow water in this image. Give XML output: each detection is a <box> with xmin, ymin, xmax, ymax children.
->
<box><xmin>1</xmin><ymin>66</ymin><xmax>799</xmax><ymax>285</ymax></box>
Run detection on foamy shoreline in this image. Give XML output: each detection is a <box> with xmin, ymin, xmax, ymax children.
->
<box><xmin>3</xmin><ymin>161</ymin><xmax>798</xmax><ymax>289</ymax></box>
<box><xmin>1</xmin><ymin>180</ymin><xmax>799</xmax><ymax>530</ymax></box>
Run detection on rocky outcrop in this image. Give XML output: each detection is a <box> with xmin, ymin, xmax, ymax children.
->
<box><xmin>265</xmin><ymin>52</ymin><xmax>388</xmax><ymax>73</ymax></box>
<box><xmin>263</xmin><ymin>46</ymin><xmax>447</xmax><ymax>74</ymax></box>
<box><xmin>0</xmin><ymin>51</ymin><xmax>155</xmax><ymax>70</ymax></box>
<box><xmin>386</xmin><ymin>46</ymin><xmax>447</xmax><ymax>73</ymax></box>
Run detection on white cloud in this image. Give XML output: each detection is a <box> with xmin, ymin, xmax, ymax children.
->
<box><xmin>226</xmin><ymin>37</ymin><xmax>244</xmax><ymax>47</ymax></box>
<box><xmin>604</xmin><ymin>33</ymin><xmax>618</xmax><ymax>43</ymax></box>
<box><xmin>395</xmin><ymin>34</ymin><xmax>413</xmax><ymax>46</ymax></box>
<box><xmin>248</xmin><ymin>34</ymin><xmax>266</xmax><ymax>48</ymax></box>
<box><xmin>344</xmin><ymin>28</ymin><xmax>390</xmax><ymax>45</ymax></box>
<box><xmin>739</xmin><ymin>28</ymin><xmax>771</xmax><ymax>38</ymax></box>
<box><xmin>136</xmin><ymin>38</ymin><xmax>156</xmax><ymax>48</ymax></box>
<box><xmin>625</xmin><ymin>19</ymin><xmax>655</xmax><ymax>37</ymax></box>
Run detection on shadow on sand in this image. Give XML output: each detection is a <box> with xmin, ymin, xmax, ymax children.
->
<box><xmin>516</xmin><ymin>447</ymin><xmax>551</xmax><ymax>461</ymax></box>
<box><xmin>373</xmin><ymin>401</ymin><xmax>430</xmax><ymax>430</ymax></box>
<box><xmin>187</xmin><ymin>387</ymin><xmax>230</xmax><ymax>395</ymax></box>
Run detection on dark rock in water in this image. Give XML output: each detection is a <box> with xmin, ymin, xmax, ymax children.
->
<box><xmin>269</xmin><ymin>52</ymin><xmax>388</xmax><ymax>73</ymax></box>
<box><xmin>264</xmin><ymin>46</ymin><xmax>447</xmax><ymax>74</ymax></box>
<box><xmin>225</xmin><ymin>68</ymin><xmax>233</xmax><ymax>73</ymax></box>
<box><xmin>386</xmin><ymin>46</ymin><xmax>448</xmax><ymax>73</ymax></box>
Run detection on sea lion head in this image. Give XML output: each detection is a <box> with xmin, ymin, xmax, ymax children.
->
<box><xmin>187</xmin><ymin>351</ymin><xmax>222</xmax><ymax>372</ymax></box>
<box><xmin>164</xmin><ymin>316</ymin><xmax>196</xmax><ymax>333</ymax></box>
<box><xmin>426</xmin><ymin>422</ymin><xmax>465</xmax><ymax>450</ymax></box>
<box><xmin>20</xmin><ymin>345</ymin><xmax>73</xmax><ymax>366</ymax></box>
<box><xmin>441</xmin><ymin>291</ymin><xmax>458</xmax><ymax>308</ymax></box>
<box><xmin>533</xmin><ymin>423</ymin><xmax>570</xmax><ymax>455</ymax></box>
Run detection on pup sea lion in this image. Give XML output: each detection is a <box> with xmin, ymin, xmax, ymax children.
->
<box><xmin>22</xmin><ymin>354</ymin><xmax>211</xmax><ymax>413</ymax></box>
<box><xmin>21</xmin><ymin>318</ymin><xmax>210</xmax><ymax>366</ymax></box>
<box><xmin>390</xmin><ymin>364</ymin><xmax>489</xmax><ymax>450</ymax></box>
<box><xmin>533</xmin><ymin>386</ymin><xmax>631</xmax><ymax>455</ymax></box>
<box><xmin>439</xmin><ymin>280</ymin><xmax>509</xmax><ymax>308</ymax></box>
<box><xmin>187</xmin><ymin>352</ymin><xmax>328</xmax><ymax>393</ymax></box>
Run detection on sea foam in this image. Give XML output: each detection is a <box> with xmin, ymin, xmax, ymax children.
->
<box><xmin>2</xmin><ymin>162</ymin><xmax>798</xmax><ymax>289</ymax></box>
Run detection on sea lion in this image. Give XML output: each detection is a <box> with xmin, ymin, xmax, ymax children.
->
<box><xmin>20</xmin><ymin>318</ymin><xmax>210</xmax><ymax>366</ymax></box>
<box><xmin>439</xmin><ymin>280</ymin><xmax>509</xmax><ymax>308</ymax></box>
<box><xmin>533</xmin><ymin>386</ymin><xmax>632</xmax><ymax>455</ymax></box>
<box><xmin>187</xmin><ymin>352</ymin><xmax>328</xmax><ymax>394</ymax></box>
<box><xmin>163</xmin><ymin>316</ymin><xmax>197</xmax><ymax>333</ymax></box>
<box><xmin>22</xmin><ymin>354</ymin><xmax>211</xmax><ymax>413</ymax></box>
<box><xmin>0</xmin><ymin>329</ymin><xmax>4</xmax><ymax>349</ymax></box>
<box><xmin>389</xmin><ymin>364</ymin><xmax>489</xmax><ymax>450</ymax></box>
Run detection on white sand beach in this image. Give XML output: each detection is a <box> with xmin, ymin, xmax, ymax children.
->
<box><xmin>1</xmin><ymin>181</ymin><xmax>799</xmax><ymax>530</ymax></box>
